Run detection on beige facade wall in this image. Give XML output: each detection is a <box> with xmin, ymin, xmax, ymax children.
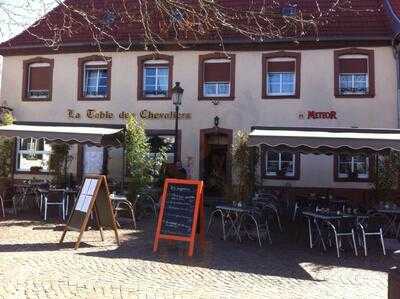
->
<box><xmin>1</xmin><ymin>47</ymin><xmax>398</xmax><ymax>188</ymax></box>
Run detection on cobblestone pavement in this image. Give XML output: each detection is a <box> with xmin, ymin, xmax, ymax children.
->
<box><xmin>0</xmin><ymin>214</ymin><xmax>398</xmax><ymax>299</ymax></box>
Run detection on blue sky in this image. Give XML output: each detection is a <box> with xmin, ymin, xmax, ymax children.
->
<box><xmin>0</xmin><ymin>0</ymin><xmax>56</xmax><ymax>42</ymax></box>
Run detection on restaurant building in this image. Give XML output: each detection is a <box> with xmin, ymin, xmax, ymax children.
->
<box><xmin>1</xmin><ymin>0</ymin><xmax>400</xmax><ymax>197</ymax></box>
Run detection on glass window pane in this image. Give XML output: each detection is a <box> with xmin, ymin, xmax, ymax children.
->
<box><xmin>218</xmin><ymin>83</ymin><xmax>230</xmax><ymax>95</ymax></box>
<box><xmin>267</xmin><ymin>151</ymin><xmax>279</xmax><ymax>161</ymax></box>
<box><xmin>158</xmin><ymin>76</ymin><xmax>168</xmax><ymax>86</ymax></box>
<box><xmin>266</xmin><ymin>161</ymin><xmax>279</xmax><ymax>174</ymax></box>
<box><xmin>98</xmin><ymin>86</ymin><xmax>107</xmax><ymax>96</ymax></box>
<box><xmin>281</xmin><ymin>152</ymin><xmax>293</xmax><ymax>162</ymax></box>
<box><xmin>268</xmin><ymin>83</ymin><xmax>281</xmax><ymax>94</ymax></box>
<box><xmin>144</xmin><ymin>85</ymin><xmax>156</xmax><ymax>95</ymax></box>
<box><xmin>281</xmin><ymin>83</ymin><xmax>294</xmax><ymax>94</ymax></box>
<box><xmin>268</xmin><ymin>73</ymin><xmax>280</xmax><ymax>83</ymax></box>
<box><xmin>158</xmin><ymin>67</ymin><xmax>169</xmax><ymax>76</ymax></box>
<box><xmin>339</xmin><ymin>154</ymin><xmax>352</xmax><ymax>163</ymax></box>
<box><xmin>282</xmin><ymin>73</ymin><xmax>294</xmax><ymax>83</ymax></box>
<box><xmin>145</xmin><ymin>76</ymin><xmax>156</xmax><ymax>85</ymax></box>
<box><xmin>204</xmin><ymin>83</ymin><xmax>217</xmax><ymax>95</ymax></box>
<box><xmin>144</xmin><ymin>67</ymin><xmax>156</xmax><ymax>76</ymax></box>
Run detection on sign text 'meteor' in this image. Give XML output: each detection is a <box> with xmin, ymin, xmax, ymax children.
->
<box><xmin>67</xmin><ymin>109</ymin><xmax>191</xmax><ymax>120</ymax></box>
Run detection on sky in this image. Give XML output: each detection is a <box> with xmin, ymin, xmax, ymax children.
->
<box><xmin>0</xmin><ymin>0</ymin><xmax>57</xmax><ymax>42</ymax></box>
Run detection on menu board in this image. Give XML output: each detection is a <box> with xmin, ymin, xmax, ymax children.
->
<box><xmin>75</xmin><ymin>178</ymin><xmax>98</xmax><ymax>213</ymax></box>
<box><xmin>160</xmin><ymin>184</ymin><xmax>197</xmax><ymax>237</ymax></box>
<box><xmin>153</xmin><ymin>179</ymin><xmax>205</xmax><ymax>257</ymax></box>
<box><xmin>60</xmin><ymin>175</ymin><xmax>119</xmax><ymax>249</ymax></box>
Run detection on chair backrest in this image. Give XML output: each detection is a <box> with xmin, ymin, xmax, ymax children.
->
<box><xmin>47</xmin><ymin>190</ymin><xmax>65</xmax><ymax>202</ymax></box>
<box><xmin>364</xmin><ymin>212</ymin><xmax>387</xmax><ymax>232</ymax></box>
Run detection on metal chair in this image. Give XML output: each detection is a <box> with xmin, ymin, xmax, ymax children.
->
<box><xmin>255</xmin><ymin>193</ymin><xmax>283</xmax><ymax>232</ymax></box>
<box><xmin>326</xmin><ymin>218</ymin><xmax>358</xmax><ymax>258</ymax></box>
<box><xmin>357</xmin><ymin>213</ymin><xmax>386</xmax><ymax>256</ymax></box>
<box><xmin>41</xmin><ymin>189</ymin><xmax>66</xmax><ymax>221</ymax></box>
<box><xmin>111</xmin><ymin>194</ymin><xmax>136</xmax><ymax>229</ymax></box>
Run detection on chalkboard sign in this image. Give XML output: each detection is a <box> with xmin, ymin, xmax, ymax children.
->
<box><xmin>154</xmin><ymin>179</ymin><xmax>205</xmax><ymax>257</ymax></box>
<box><xmin>161</xmin><ymin>184</ymin><xmax>197</xmax><ymax>236</ymax></box>
<box><xmin>59</xmin><ymin>175</ymin><xmax>119</xmax><ymax>249</ymax></box>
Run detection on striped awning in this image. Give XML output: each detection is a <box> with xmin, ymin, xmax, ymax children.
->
<box><xmin>0</xmin><ymin>124</ymin><xmax>124</xmax><ymax>147</ymax></box>
<box><xmin>248</xmin><ymin>127</ymin><xmax>400</xmax><ymax>154</ymax></box>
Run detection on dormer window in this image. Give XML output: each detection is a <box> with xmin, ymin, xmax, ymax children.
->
<box><xmin>199</xmin><ymin>53</ymin><xmax>235</xmax><ymax>101</ymax></box>
<box><xmin>78</xmin><ymin>55</ymin><xmax>112</xmax><ymax>101</ymax></box>
<box><xmin>22</xmin><ymin>57</ymin><xmax>54</xmax><ymax>101</ymax></box>
<box><xmin>138</xmin><ymin>54</ymin><xmax>173</xmax><ymax>100</ymax></box>
<box><xmin>334</xmin><ymin>49</ymin><xmax>375</xmax><ymax>98</ymax></box>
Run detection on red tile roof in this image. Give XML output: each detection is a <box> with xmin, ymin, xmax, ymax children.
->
<box><xmin>0</xmin><ymin>0</ymin><xmax>395</xmax><ymax>54</ymax></box>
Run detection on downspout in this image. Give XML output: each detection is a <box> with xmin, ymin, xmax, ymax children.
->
<box><xmin>393</xmin><ymin>36</ymin><xmax>400</xmax><ymax>128</ymax></box>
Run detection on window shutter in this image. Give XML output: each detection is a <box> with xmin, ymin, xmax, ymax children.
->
<box><xmin>29</xmin><ymin>66</ymin><xmax>51</xmax><ymax>90</ymax></box>
<box><xmin>339</xmin><ymin>58</ymin><xmax>367</xmax><ymax>73</ymax></box>
<box><xmin>267</xmin><ymin>61</ymin><xmax>295</xmax><ymax>72</ymax></box>
<box><xmin>204</xmin><ymin>62</ymin><xmax>230</xmax><ymax>82</ymax></box>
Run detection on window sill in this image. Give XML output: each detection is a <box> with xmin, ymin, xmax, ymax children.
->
<box><xmin>22</xmin><ymin>97</ymin><xmax>51</xmax><ymax>102</ymax></box>
<box><xmin>263</xmin><ymin>175</ymin><xmax>299</xmax><ymax>180</ymax></box>
<box><xmin>262</xmin><ymin>95</ymin><xmax>300</xmax><ymax>100</ymax></box>
<box><xmin>334</xmin><ymin>177</ymin><xmax>371</xmax><ymax>183</ymax></box>
<box><xmin>138</xmin><ymin>96</ymin><xmax>171</xmax><ymax>101</ymax></box>
<box><xmin>78</xmin><ymin>96</ymin><xmax>110</xmax><ymax>101</ymax></box>
<box><xmin>335</xmin><ymin>93</ymin><xmax>375</xmax><ymax>99</ymax></box>
<box><xmin>198</xmin><ymin>96</ymin><xmax>234</xmax><ymax>101</ymax></box>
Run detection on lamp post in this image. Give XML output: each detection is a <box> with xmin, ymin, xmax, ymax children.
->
<box><xmin>172</xmin><ymin>82</ymin><xmax>184</xmax><ymax>164</ymax></box>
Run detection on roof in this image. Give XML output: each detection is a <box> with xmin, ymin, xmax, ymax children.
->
<box><xmin>0</xmin><ymin>0</ymin><xmax>395</xmax><ymax>55</ymax></box>
<box><xmin>0</xmin><ymin>124</ymin><xmax>124</xmax><ymax>147</ymax></box>
<box><xmin>248</xmin><ymin>126</ymin><xmax>400</xmax><ymax>153</ymax></box>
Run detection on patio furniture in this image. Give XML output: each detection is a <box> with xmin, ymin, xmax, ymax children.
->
<box><xmin>303</xmin><ymin>210</ymin><xmax>361</xmax><ymax>257</ymax></box>
<box><xmin>376</xmin><ymin>208</ymin><xmax>400</xmax><ymax>238</ymax></box>
<box><xmin>255</xmin><ymin>193</ymin><xmax>283</xmax><ymax>232</ymax></box>
<box><xmin>0</xmin><ymin>194</ymin><xmax>4</xmax><ymax>217</ymax></box>
<box><xmin>110</xmin><ymin>193</ymin><xmax>136</xmax><ymax>229</ymax></box>
<box><xmin>208</xmin><ymin>204</ymin><xmax>271</xmax><ymax>247</ymax></box>
<box><xmin>357</xmin><ymin>212</ymin><xmax>386</xmax><ymax>256</ymax></box>
<box><xmin>40</xmin><ymin>189</ymin><xmax>67</xmax><ymax>221</ymax></box>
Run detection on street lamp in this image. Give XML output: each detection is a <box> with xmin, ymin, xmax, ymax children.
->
<box><xmin>172</xmin><ymin>82</ymin><xmax>184</xmax><ymax>164</ymax></box>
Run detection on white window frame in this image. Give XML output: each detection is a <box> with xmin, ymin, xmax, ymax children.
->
<box><xmin>16</xmin><ymin>138</ymin><xmax>51</xmax><ymax>172</ymax></box>
<box><xmin>143</xmin><ymin>63</ymin><xmax>169</xmax><ymax>98</ymax></box>
<box><xmin>203</xmin><ymin>82</ymin><xmax>231</xmax><ymax>97</ymax></box>
<box><xmin>337</xmin><ymin>155</ymin><xmax>369</xmax><ymax>179</ymax></box>
<box><xmin>339</xmin><ymin>73</ymin><xmax>369</xmax><ymax>95</ymax></box>
<box><xmin>266</xmin><ymin>72</ymin><xmax>296</xmax><ymax>96</ymax></box>
<box><xmin>27</xmin><ymin>62</ymin><xmax>50</xmax><ymax>99</ymax></box>
<box><xmin>265</xmin><ymin>151</ymin><xmax>296</xmax><ymax>177</ymax></box>
<box><xmin>83</xmin><ymin>62</ymin><xmax>108</xmax><ymax>98</ymax></box>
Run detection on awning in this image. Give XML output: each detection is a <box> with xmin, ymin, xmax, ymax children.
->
<box><xmin>248</xmin><ymin>127</ymin><xmax>400</xmax><ymax>154</ymax></box>
<box><xmin>0</xmin><ymin>124</ymin><xmax>124</xmax><ymax>147</ymax></box>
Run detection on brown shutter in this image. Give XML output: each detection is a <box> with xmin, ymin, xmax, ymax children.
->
<box><xmin>267</xmin><ymin>61</ymin><xmax>295</xmax><ymax>72</ymax></box>
<box><xmin>339</xmin><ymin>58</ymin><xmax>367</xmax><ymax>73</ymax></box>
<box><xmin>29</xmin><ymin>66</ymin><xmax>51</xmax><ymax>90</ymax></box>
<box><xmin>204</xmin><ymin>62</ymin><xmax>230</xmax><ymax>82</ymax></box>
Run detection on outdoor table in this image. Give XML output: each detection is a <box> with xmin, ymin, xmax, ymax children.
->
<box><xmin>302</xmin><ymin>211</ymin><xmax>366</xmax><ymax>251</ymax></box>
<box><xmin>376</xmin><ymin>209</ymin><xmax>400</xmax><ymax>238</ymax></box>
<box><xmin>215</xmin><ymin>204</ymin><xmax>260</xmax><ymax>243</ymax></box>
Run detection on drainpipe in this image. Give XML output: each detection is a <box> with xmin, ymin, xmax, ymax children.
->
<box><xmin>393</xmin><ymin>35</ymin><xmax>400</xmax><ymax>128</ymax></box>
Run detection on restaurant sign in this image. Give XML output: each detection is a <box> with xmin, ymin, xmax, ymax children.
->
<box><xmin>298</xmin><ymin>110</ymin><xmax>338</xmax><ymax>120</ymax></box>
<box><xmin>67</xmin><ymin>109</ymin><xmax>191</xmax><ymax>120</ymax></box>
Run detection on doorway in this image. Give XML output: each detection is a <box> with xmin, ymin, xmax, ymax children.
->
<box><xmin>200</xmin><ymin>128</ymin><xmax>233</xmax><ymax>197</ymax></box>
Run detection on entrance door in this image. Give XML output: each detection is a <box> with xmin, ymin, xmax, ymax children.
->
<box><xmin>83</xmin><ymin>145</ymin><xmax>105</xmax><ymax>175</ymax></box>
<box><xmin>200</xmin><ymin>128</ymin><xmax>233</xmax><ymax>197</ymax></box>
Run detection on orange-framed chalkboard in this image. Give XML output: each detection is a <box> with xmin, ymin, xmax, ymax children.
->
<box><xmin>153</xmin><ymin>178</ymin><xmax>205</xmax><ymax>257</ymax></box>
<box><xmin>59</xmin><ymin>175</ymin><xmax>120</xmax><ymax>249</ymax></box>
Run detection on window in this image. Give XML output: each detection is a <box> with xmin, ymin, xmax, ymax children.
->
<box><xmin>199</xmin><ymin>53</ymin><xmax>235</xmax><ymax>100</ymax></box>
<box><xmin>335</xmin><ymin>154</ymin><xmax>370</xmax><ymax>181</ymax></box>
<box><xmin>83</xmin><ymin>62</ymin><xmax>109</xmax><ymax>97</ymax></box>
<box><xmin>148</xmin><ymin>135</ymin><xmax>176</xmax><ymax>163</ymax></box>
<box><xmin>262</xmin><ymin>52</ymin><xmax>300</xmax><ymax>99</ymax></box>
<box><xmin>16</xmin><ymin>138</ymin><xmax>51</xmax><ymax>172</ymax></box>
<box><xmin>261</xmin><ymin>149</ymin><xmax>300</xmax><ymax>179</ymax></box>
<box><xmin>78</xmin><ymin>55</ymin><xmax>111</xmax><ymax>101</ymax></box>
<box><xmin>22</xmin><ymin>57</ymin><xmax>54</xmax><ymax>101</ymax></box>
<box><xmin>334</xmin><ymin>49</ymin><xmax>375</xmax><ymax>98</ymax></box>
<box><xmin>143</xmin><ymin>65</ymin><xmax>169</xmax><ymax>97</ymax></box>
<box><xmin>138</xmin><ymin>54</ymin><xmax>173</xmax><ymax>100</ymax></box>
